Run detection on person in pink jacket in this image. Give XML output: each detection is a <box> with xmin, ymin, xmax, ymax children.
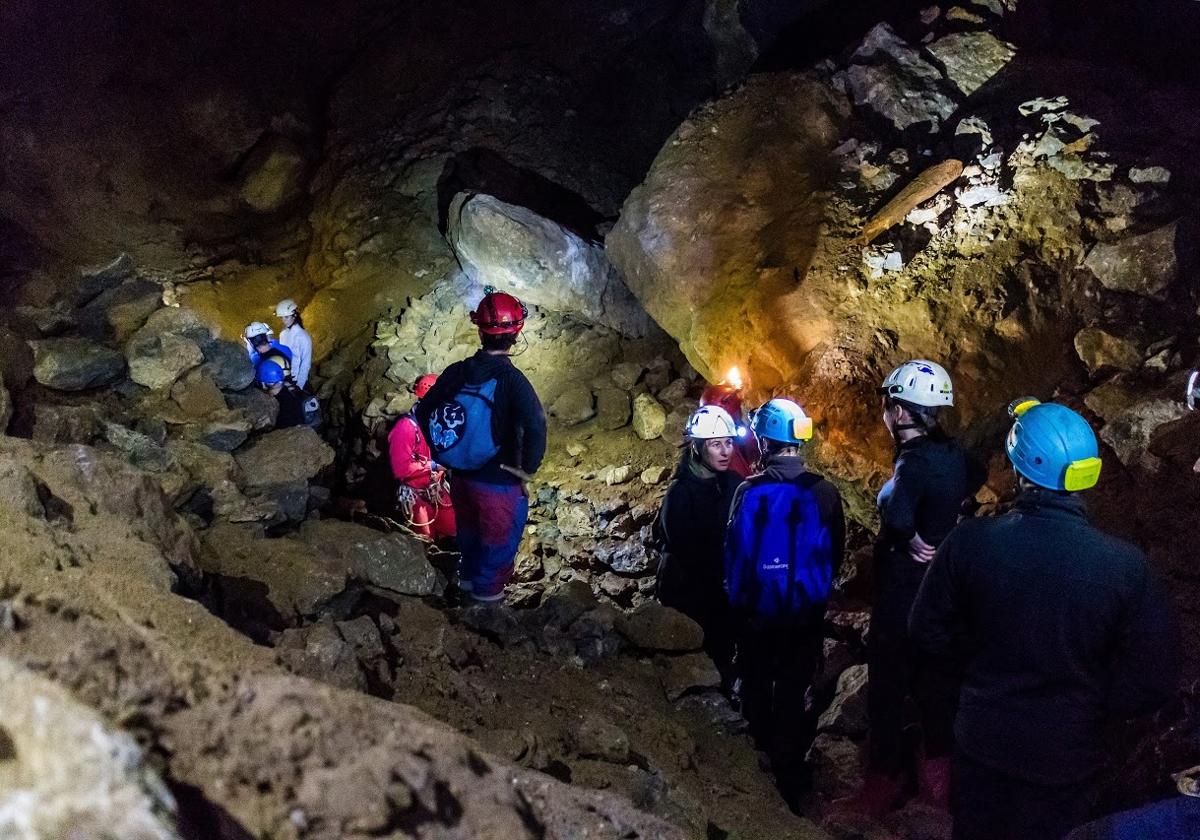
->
<box><xmin>388</xmin><ymin>374</ymin><xmax>456</xmax><ymax>543</ymax></box>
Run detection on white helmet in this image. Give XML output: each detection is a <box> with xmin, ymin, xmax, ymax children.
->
<box><xmin>275</xmin><ymin>299</ymin><xmax>299</xmax><ymax>318</ymax></box>
<box><xmin>879</xmin><ymin>360</ymin><xmax>954</xmax><ymax>408</ymax></box>
<box><xmin>686</xmin><ymin>405</ymin><xmax>740</xmax><ymax>440</ymax></box>
<box><xmin>245</xmin><ymin>321</ymin><xmax>273</xmax><ymax>340</ymax></box>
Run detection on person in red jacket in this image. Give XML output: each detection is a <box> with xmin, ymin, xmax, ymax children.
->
<box><xmin>389</xmin><ymin>374</ymin><xmax>456</xmax><ymax>543</ymax></box>
<box><xmin>701</xmin><ymin>378</ymin><xmax>758</xmax><ymax>478</ymax></box>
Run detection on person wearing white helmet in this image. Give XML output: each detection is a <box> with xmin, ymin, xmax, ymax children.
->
<box><xmin>274</xmin><ymin>299</ymin><xmax>313</xmax><ymax>390</ymax></box>
<box><xmin>654</xmin><ymin>405</ymin><xmax>744</xmax><ymax>683</ymax></box>
<box><xmin>839</xmin><ymin>359</ymin><xmax>984</xmax><ymax>818</ymax></box>
<box><xmin>244</xmin><ymin>321</ymin><xmax>294</xmax><ymax>383</ymax></box>
<box><xmin>724</xmin><ymin>397</ymin><xmax>845</xmax><ymax>808</ymax></box>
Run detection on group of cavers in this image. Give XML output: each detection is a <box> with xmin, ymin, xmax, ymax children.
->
<box><xmin>656</xmin><ymin>361</ymin><xmax>1191</xmax><ymax>840</ymax></box>
<box><xmin>250</xmin><ymin>289</ymin><xmax>1197</xmax><ymax>840</ymax></box>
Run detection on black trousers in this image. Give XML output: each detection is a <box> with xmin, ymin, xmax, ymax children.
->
<box><xmin>736</xmin><ymin>620</ymin><xmax>823</xmax><ymax>775</ymax></box>
<box><xmin>868</xmin><ymin>553</ymin><xmax>958</xmax><ymax>774</ymax></box>
<box><xmin>952</xmin><ymin>750</ymin><xmax>1098</xmax><ymax>840</ymax></box>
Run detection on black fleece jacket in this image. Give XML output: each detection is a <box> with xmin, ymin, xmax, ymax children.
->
<box><xmin>655</xmin><ymin>450</ymin><xmax>743</xmax><ymax>617</ymax></box>
<box><xmin>415</xmin><ymin>350</ymin><xmax>546</xmax><ymax>485</ymax></box>
<box><xmin>877</xmin><ymin>434</ymin><xmax>985</xmax><ymax>557</ymax></box>
<box><xmin>909</xmin><ymin>489</ymin><xmax>1180</xmax><ymax>784</ymax></box>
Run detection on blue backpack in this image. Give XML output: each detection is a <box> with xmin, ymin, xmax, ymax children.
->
<box><xmin>424</xmin><ymin>379</ymin><xmax>500</xmax><ymax>470</ymax></box>
<box><xmin>725</xmin><ymin>474</ymin><xmax>835</xmax><ymax>621</ymax></box>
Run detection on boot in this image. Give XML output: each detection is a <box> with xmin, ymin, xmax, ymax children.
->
<box><xmin>917</xmin><ymin>756</ymin><xmax>952</xmax><ymax>810</ymax></box>
<box><xmin>830</xmin><ymin>772</ymin><xmax>906</xmax><ymax>819</ymax></box>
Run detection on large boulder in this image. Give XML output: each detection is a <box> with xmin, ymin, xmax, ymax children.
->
<box><xmin>202</xmin><ymin>339</ymin><xmax>256</xmax><ymax>391</ymax></box>
<box><xmin>29</xmin><ymin>337</ymin><xmax>125</xmax><ymax>390</ymax></box>
<box><xmin>1082</xmin><ymin>220</ymin><xmax>1179</xmax><ymax>299</ymax></box>
<box><xmin>0</xmin><ymin>658</ymin><xmax>180</xmax><ymax>840</ymax></box>
<box><xmin>925</xmin><ymin>31</ymin><xmax>1016</xmax><ymax>97</ymax></box>
<box><xmin>299</xmin><ymin>519</ymin><xmax>439</xmax><ymax>596</ymax></box>
<box><xmin>126</xmin><ymin>331</ymin><xmax>204</xmax><ymax>390</ymax></box>
<box><xmin>234</xmin><ymin>426</ymin><xmax>335</xmax><ymax>487</ymax></box>
<box><xmin>615</xmin><ymin>602</ymin><xmax>704</xmax><ymax>652</ymax></box>
<box><xmin>608</xmin><ymin>73</ymin><xmax>844</xmax><ymax>389</ymax></box>
<box><xmin>838</xmin><ymin>24</ymin><xmax>958</xmax><ymax>132</ymax></box>
<box><xmin>448</xmin><ymin>193</ymin><xmax>650</xmax><ymax>337</ymax></box>
<box><xmin>1074</xmin><ymin>328</ymin><xmax>1142</xmax><ymax>376</ymax></box>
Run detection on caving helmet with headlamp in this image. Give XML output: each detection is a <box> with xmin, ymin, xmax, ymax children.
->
<box><xmin>750</xmin><ymin>398</ymin><xmax>813</xmax><ymax>445</ymax></box>
<box><xmin>1005</xmin><ymin>397</ymin><xmax>1102</xmax><ymax>492</ymax></box>
<box><xmin>470</xmin><ymin>287</ymin><xmax>528</xmax><ymax>335</ymax></box>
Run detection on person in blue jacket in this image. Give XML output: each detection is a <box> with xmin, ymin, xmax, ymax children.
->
<box><xmin>910</xmin><ymin>399</ymin><xmax>1180</xmax><ymax>840</ymax></box>
<box><xmin>725</xmin><ymin>397</ymin><xmax>845</xmax><ymax>806</ymax></box>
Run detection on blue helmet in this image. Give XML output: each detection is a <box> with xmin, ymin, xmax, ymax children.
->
<box><xmin>1005</xmin><ymin>399</ymin><xmax>1101</xmax><ymax>491</ymax></box>
<box><xmin>750</xmin><ymin>398</ymin><xmax>813</xmax><ymax>445</ymax></box>
<box><xmin>257</xmin><ymin>359</ymin><xmax>285</xmax><ymax>387</ymax></box>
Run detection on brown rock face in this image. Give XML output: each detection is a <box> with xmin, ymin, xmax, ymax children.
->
<box><xmin>608</xmin><ymin>73</ymin><xmax>846</xmax><ymax>391</ymax></box>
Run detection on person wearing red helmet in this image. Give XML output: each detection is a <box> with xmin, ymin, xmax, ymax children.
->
<box><xmin>700</xmin><ymin>382</ymin><xmax>758</xmax><ymax>477</ymax></box>
<box><xmin>416</xmin><ymin>287</ymin><xmax>546</xmax><ymax>603</ymax></box>
<box><xmin>389</xmin><ymin>374</ymin><xmax>456</xmax><ymax>543</ymax></box>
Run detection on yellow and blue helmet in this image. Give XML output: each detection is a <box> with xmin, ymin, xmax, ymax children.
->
<box><xmin>1005</xmin><ymin>398</ymin><xmax>1101</xmax><ymax>492</ymax></box>
<box><xmin>750</xmin><ymin>398</ymin><xmax>813</xmax><ymax>445</ymax></box>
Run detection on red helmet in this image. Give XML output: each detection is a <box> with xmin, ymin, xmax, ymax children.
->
<box><xmin>470</xmin><ymin>288</ymin><xmax>527</xmax><ymax>335</ymax></box>
<box><xmin>700</xmin><ymin>382</ymin><xmax>743</xmax><ymax>418</ymax></box>
<box><xmin>413</xmin><ymin>374</ymin><xmax>438</xmax><ymax>399</ymax></box>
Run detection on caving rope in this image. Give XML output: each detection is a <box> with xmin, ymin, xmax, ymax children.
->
<box><xmin>395</xmin><ymin>467</ymin><xmax>452</xmax><ymax>532</ymax></box>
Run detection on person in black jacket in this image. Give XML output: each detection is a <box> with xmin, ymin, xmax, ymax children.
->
<box><xmin>910</xmin><ymin>399</ymin><xmax>1180</xmax><ymax>840</ymax></box>
<box><xmin>655</xmin><ymin>405</ymin><xmax>744</xmax><ymax>683</ymax></box>
<box><xmin>415</xmin><ymin>289</ymin><xmax>546</xmax><ymax>603</ymax></box>
<box><xmin>841</xmin><ymin>360</ymin><xmax>984</xmax><ymax>817</ymax></box>
<box><xmin>725</xmin><ymin>397</ymin><xmax>845</xmax><ymax>806</ymax></box>
<box><xmin>256</xmin><ymin>359</ymin><xmax>308</xmax><ymax>429</ymax></box>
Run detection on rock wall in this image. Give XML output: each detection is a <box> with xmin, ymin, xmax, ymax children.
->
<box><xmin>608</xmin><ymin>12</ymin><xmax>1200</xmax><ymax>532</ymax></box>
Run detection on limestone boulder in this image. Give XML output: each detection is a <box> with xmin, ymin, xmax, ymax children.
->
<box><xmin>608</xmin><ymin>73</ymin><xmax>843</xmax><ymax>389</ymax></box>
<box><xmin>595</xmin><ymin>387</ymin><xmax>632</xmax><ymax>430</ymax></box>
<box><xmin>76</xmin><ymin>279</ymin><xmax>163</xmax><ymax>342</ymax></box>
<box><xmin>234</xmin><ymin>426</ymin><xmax>335</xmax><ymax>487</ymax></box>
<box><xmin>0</xmin><ymin>658</ymin><xmax>180</xmax><ymax>840</ymax></box>
<box><xmin>448</xmin><ymin>193</ymin><xmax>650</xmax><ymax>336</ymax></box>
<box><xmin>632</xmin><ymin>393</ymin><xmax>667</xmax><ymax>440</ymax></box>
<box><xmin>615</xmin><ymin>602</ymin><xmax>704</xmax><ymax>652</ymax></box>
<box><xmin>1099</xmin><ymin>399</ymin><xmax>1189</xmax><ymax>469</ymax></box>
<box><xmin>549</xmin><ymin>386</ymin><xmax>596</xmax><ymax>425</ymax></box>
<box><xmin>1082</xmin><ymin>221</ymin><xmax>1179</xmax><ymax>299</ymax></box>
<box><xmin>839</xmin><ymin>24</ymin><xmax>958</xmax><ymax>131</ymax></box>
<box><xmin>198</xmin><ymin>524</ymin><xmax>356</xmax><ymax>627</ymax></box>
<box><xmin>817</xmin><ymin>664</ymin><xmax>869</xmax><ymax>737</ymax></box>
<box><xmin>30</xmin><ymin>337</ymin><xmax>125</xmax><ymax>391</ymax></box>
<box><xmin>126</xmin><ymin>331</ymin><xmax>204</xmax><ymax>390</ymax></box>
<box><xmin>661</xmin><ymin>653</ymin><xmax>722</xmax><ymax>702</ymax></box>
<box><xmin>925</xmin><ymin>31</ymin><xmax>1016</xmax><ymax>96</ymax></box>
<box><xmin>1074</xmin><ymin>328</ymin><xmax>1142</xmax><ymax>376</ymax></box>
<box><xmin>299</xmin><ymin>519</ymin><xmax>439</xmax><ymax>597</ymax></box>
<box><xmin>202</xmin><ymin>339</ymin><xmax>256</xmax><ymax>391</ymax></box>
<box><xmin>170</xmin><ymin>368</ymin><xmax>228</xmax><ymax>418</ymax></box>
<box><xmin>226</xmin><ymin>386</ymin><xmax>280</xmax><ymax>430</ymax></box>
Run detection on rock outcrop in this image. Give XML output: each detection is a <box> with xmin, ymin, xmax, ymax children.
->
<box><xmin>448</xmin><ymin>193</ymin><xmax>650</xmax><ymax>336</ymax></box>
